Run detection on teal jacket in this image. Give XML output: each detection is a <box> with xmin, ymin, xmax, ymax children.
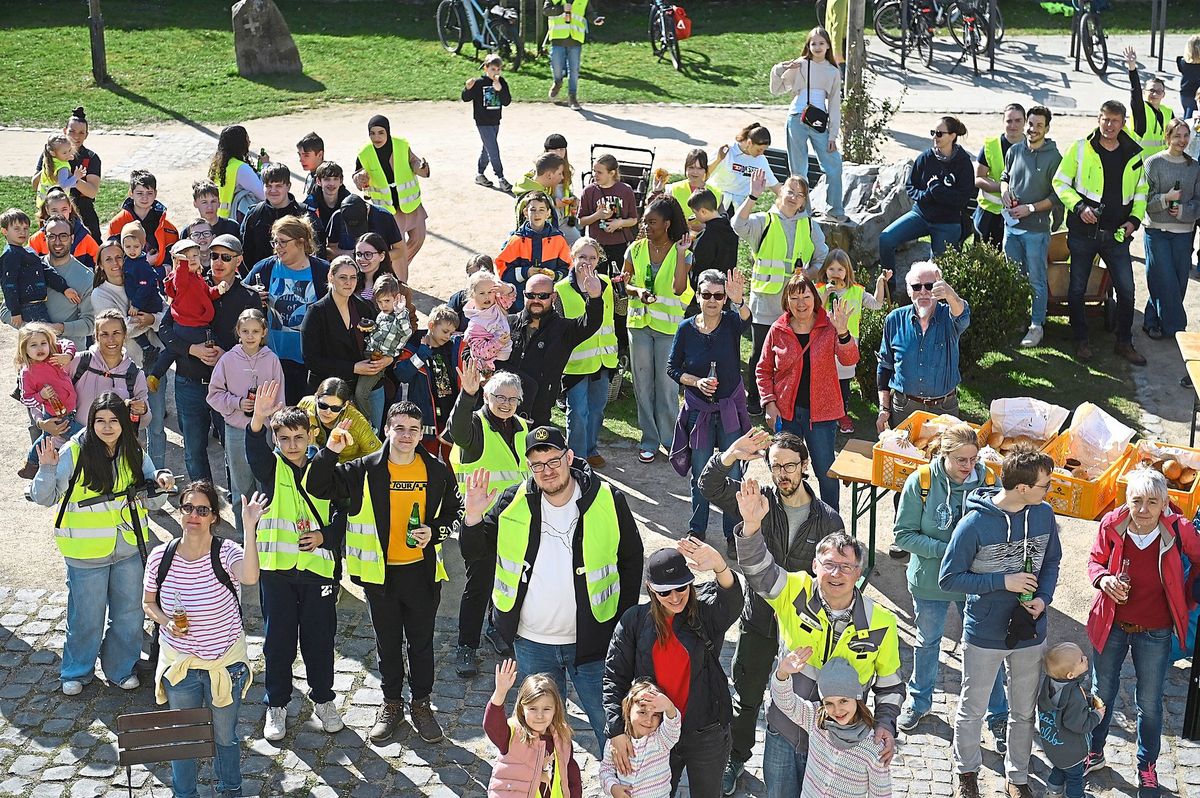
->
<box><xmin>893</xmin><ymin>457</ymin><xmax>992</xmax><ymax>601</ymax></box>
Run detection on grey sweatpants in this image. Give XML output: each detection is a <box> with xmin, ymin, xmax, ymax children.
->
<box><xmin>952</xmin><ymin>640</ymin><xmax>1044</xmax><ymax>783</ymax></box>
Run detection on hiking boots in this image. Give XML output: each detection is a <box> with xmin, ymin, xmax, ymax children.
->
<box><xmin>1115</xmin><ymin>342</ymin><xmax>1147</xmax><ymax>365</ymax></box>
<box><xmin>1005</xmin><ymin>782</ymin><xmax>1034</xmax><ymax>798</ymax></box>
<box><xmin>369</xmin><ymin>699</ymin><xmax>406</xmax><ymax>743</ymax></box>
<box><xmin>410</xmin><ymin>697</ymin><xmax>443</xmax><ymax>743</ymax></box>
<box><xmin>956</xmin><ymin>772</ymin><xmax>980</xmax><ymax>798</ymax></box>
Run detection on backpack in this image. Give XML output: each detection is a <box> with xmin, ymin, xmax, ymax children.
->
<box><xmin>154</xmin><ymin>537</ymin><xmax>242</xmax><ymax>620</ymax></box>
<box><xmin>672</xmin><ymin>5</ymin><xmax>692</xmax><ymax>39</ymax></box>
<box><xmin>72</xmin><ymin>351</ymin><xmax>142</xmax><ymax>398</ymax></box>
<box><xmin>916</xmin><ymin>462</ymin><xmax>995</xmax><ymax>504</ymax></box>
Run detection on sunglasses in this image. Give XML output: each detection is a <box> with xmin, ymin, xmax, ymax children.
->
<box><xmin>909</xmin><ymin>282</ymin><xmax>935</xmax><ymax>292</ymax></box>
<box><xmin>653</xmin><ymin>585</ymin><xmax>690</xmax><ymax>597</ymax></box>
<box><xmin>699</xmin><ymin>291</ymin><xmax>726</xmax><ymax>301</ymax></box>
<box><xmin>180</xmin><ymin>503</ymin><xmax>213</xmax><ymax>517</ymax></box>
<box><xmin>930</xmin><ymin>130</ymin><xmax>951</xmax><ymax>137</ymax></box>
<box><xmin>524</xmin><ymin>291</ymin><xmax>553</xmax><ymax>300</ymax></box>
<box><xmin>210</xmin><ymin>252</ymin><xmax>238</xmax><ymax>263</ymax></box>
<box><xmin>316</xmin><ymin>400</ymin><xmax>346</xmax><ymax>413</ymax></box>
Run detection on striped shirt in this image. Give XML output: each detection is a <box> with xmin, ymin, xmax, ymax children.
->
<box><xmin>143</xmin><ymin>539</ymin><xmax>244</xmax><ymax>660</ymax></box>
<box><xmin>598</xmin><ymin>710</ymin><xmax>681</xmax><ymax>798</ymax></box>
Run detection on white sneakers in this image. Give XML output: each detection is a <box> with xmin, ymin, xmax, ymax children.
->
<box><xmin>1020</xmin><ymin>324</ymin><xmax>1044</xmax><ymax>348</ymax></box>
<box><xmin>313</xmin><ymin>700</ymin><xmax>345</xmax><ymax>733</ymax></box>
<box><xmin>264</xmin><ymin>706</ymin><xmax>287</xmax><ymax>741</ymax></box>
<box><xmin>61</xmin><ymin>680</ymin><xmax>83</xmax><ymax>696</ymax></box>
<box><xmin>118</xmin><ymin>675</ymin><xmax>140</xmax><ymax>691</ymax></box>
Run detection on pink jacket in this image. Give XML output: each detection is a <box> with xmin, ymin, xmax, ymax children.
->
<box><xmin>1086</xmin><ymin>504</ymin><xmax>1200</xmax><ymax>653</ymax></box>
<box><xmin>207</xmin><ymin>344</ymin><xmax>285</xmax><ymax>429</ymax></box>
<box><xmin>489</xmin><ymin>721</ymin><xmax>574</xmax><ymax>798</ymax></box>
<box><xmin>21</xmin><ymin>340</ymin><xmax>78</xmax><ymax>417</ymax></box>
<box><xmin>755</xmin><ymin>308</ymin><xmax>859</xmax><ymax>424</ymax></box>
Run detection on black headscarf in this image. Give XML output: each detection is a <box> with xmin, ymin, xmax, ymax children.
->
<box><xmin>366</xmin><ymin>114</ymin><xmax>395</xmax><ymax>186</ymax></box>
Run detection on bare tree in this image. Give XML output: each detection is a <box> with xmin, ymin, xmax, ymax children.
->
<box><xmin>88</xmin><ymin>0</ymin><xmax>109</xmax><ymax>84</ymax></box>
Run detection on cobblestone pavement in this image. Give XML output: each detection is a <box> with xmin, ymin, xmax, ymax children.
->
<box><xmin>0</xmin><ymin>585</ymin><xmax>1196</xmax><ymax>798</ymax></box>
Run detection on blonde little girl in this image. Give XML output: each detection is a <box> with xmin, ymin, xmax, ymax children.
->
<box><xmin>486</xmin><ymin>659</ymin><xmax>581</xmax><ymax>798</ymax></box>
<box><xmin>36</xmin><ymin>134</ymin><xmax>81</xmax><ymax>209</ymax></box>
<box><xmin>599</xmin><ymin>679</ymin><xmax>681</xmax><ymax>798</ymax></box>
<box><xmin>463</xmin><ymin>269</ymin><xmax>516</xmax><ymax>374</ymax></box>
<box><xmin>16</xmin><ymin>322</ymin><xmax>80</xmax><ymax>478</ymax></box>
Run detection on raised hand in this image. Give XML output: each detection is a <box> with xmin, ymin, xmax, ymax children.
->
<box><xmin>735</xmin><ymin>478</ymin><xmax>769</xmax><ymax>530</ymax></box>
<box><xmin>463</xmin><ymin>467</ymin><xmax>498</xmax><ymax>523</ymax></box>
<box><xmin>326</xmin><ymin>418</ymin><xmax>354</xmax><ymax>453</ymax></box>
<box><xmin>457</xmin><ymin>358</ymin><xmax>481</xmax><ymax>396</ymax></box>
<box><xmin>776</xmin><ymin>645</ymin><xmax>814</xmax><ymax>677</ymax></box>
<box><xmin>493</xmin><ymin>658</ymin><xmax>518</xmax><ymax>698</ymax></box>
<box><xmin>876</xmin><ymin>269</ymin><xmax>893</xmax><ymax>286</ymax></box>
<box><xmin>35</xmin><ymin>438</ymin><xmax>59</xmax><ymax>468</ymax></box>
<box><xmin>1124</xmin><ymin>46</ymin><xmax>1137</xmax><ymax>71</ymax></box>
<box><xmin>829</xmin><ymin>297</ymin><xmax>850</xmax><ymax>336</ymax></box>
<box><xmin>252</xmin><ymin>379</ymin><xmax>282</xmax><ymax>425</ymax></box>
<box><xmin>241</xmin><ymin>491</ymin><xmax>269</xmax><ymax>531</ymax></box>
<box><xmin>750</xmin><ymin>169</ymin><xmax>767</xmax><ymax>199</ymax></box>
<box><xmin>677</xmin><ymin>536</ymin><xmax>725</xmax><ymax>573</ymax></box>
<box><xmin>726</xmin><ymin>268</ymin><xmax>746</xmax><ymax>305</ymax></box>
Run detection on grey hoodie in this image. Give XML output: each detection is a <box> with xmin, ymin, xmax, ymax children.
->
<box><xmin>1002</xmin><ymin>138</ymin><xmax>1064</xmax><ymax>233</ymax></box>
<box><xmin>1036</xmin><ymin>672</ymin><xmax>1102</xmax><ymax>770</ymax></box>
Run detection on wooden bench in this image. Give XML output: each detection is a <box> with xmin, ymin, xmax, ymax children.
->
<box><xmin>117</xmin><ymin>707</ymin><xmax>215</xmax><ymax>798</ymax></box>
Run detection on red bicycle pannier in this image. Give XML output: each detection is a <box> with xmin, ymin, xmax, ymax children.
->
<box><xmin>672</xmin><ymin>5</ymin><xmax>693</xmax><ymax>39</ymax></box>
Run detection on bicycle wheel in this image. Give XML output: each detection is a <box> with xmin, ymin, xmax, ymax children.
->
<box><xmin>498</xmin><ymin>22</ymin><xmax>523</xmax><ymax>70</ymax></box>
<box><xmin>950</xmin><ymin>7</ymin><xmax>990</xmax><ymax>54</ymax></box>
<box><xmin>874</xmin><ymin>0</ymin><xmax>906</xmax><ymax>49</ymax></box>
<box><xmin>648</xmin><ymin>8</ymin><xmax>666</xmax><ymax>58</ymax></box>
<box><xmin>814</xmin><ymin>0</ymin><xmax>826</xmax><ymax>27</ymax></box>
<box><xmin>436</xmin><ymin>0</ymin><xmax>465</xmax><ymax>54</ymax></box>
<box><xmin>1080</xmin><ymin>12</ymin><xmax>1108</xmax><ymax>75</ymax></box>
<box><xmin>921</xmin><ymin>23</ymin><xmax>935</xmax><ymax>67</ymax></box>
<box><xmin>990</xmin><ymin>5</ymin><xmax>1004</xmax><ymax>43</ymax></box>
<box><xmin>667</xmin><ymin>24</ymin><xmax>682</xmax><ymax>71</ymax></box>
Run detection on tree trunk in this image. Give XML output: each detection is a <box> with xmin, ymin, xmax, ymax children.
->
<box><xmin>843</xmin><ymin>0</ymin><xmax>867</xmax><ymax>136</ymax></box>
<box><xmin>88</xmin><ymin>0</ymin><xmax>109</xmax><ymax>85</ymax></box>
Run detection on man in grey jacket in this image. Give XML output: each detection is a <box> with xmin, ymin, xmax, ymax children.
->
<box><xmin>1001</xmin><ymin>105</ymin><xmax>1063</xmax><ymax>348</ymax></box>
<box><xmin>698</xmin><ymin>428</ymin><xmax>845</xmax><ymax>796</ymax></box>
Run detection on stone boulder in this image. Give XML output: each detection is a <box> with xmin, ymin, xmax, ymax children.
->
<box><xmin>233</xmin><ymin>0</ymin><xmax>303</xmax><ymax>77</ymax></box>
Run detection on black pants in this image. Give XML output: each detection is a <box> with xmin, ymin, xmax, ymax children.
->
<box><xmin>457</xmin><ymin>545</ymin><xmax>494</xmax><ymax>648</ymax></box>
<box><xmin>728</xmin><ymin>620</ymin><xmax>777</xmax><ymax>764</ymax></box>
<box><xmin>280</xmin><ymin>359</ymin><xmax>309</xmax><ymax>406</ymax></box>
<box><xmin>670</xmin><ymin>722</ymin><xmax>733</xmax><ymax>798</ymax></box>
<box><xmin>975</xmin><ymin>209</ymin><xmax>1005</xmax><ymax>248</ymax></box>
<box><xmin>745</xmin><ymin>322</ymin><xmax>772</xmax><ymax>412</ymax></box>
<box><xmin>259</xmin><ymin>570</ymin><xmax>338</xmax><ymax>707</ymax></box>
<box><xmin>366</xmin><ymin>566</ymin><xmax>441</xmax><ymax>701</ymax></box>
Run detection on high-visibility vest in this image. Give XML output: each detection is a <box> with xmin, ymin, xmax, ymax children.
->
<box><xmin>36</xmin><ymin>157</ymin><xmax>73</xmax><ymax>209</ymax></box>
<box><xmin>977</xmin><ymin>136</ymin><xmax>1005</xmax><ymax>214</ymax></box>
<box><xmin>669</xmin><ymin>180</ymin><xmax>723</xmax><ymax>221</ymax></box>
<box><xmin>1052</xmin><ymin>133</ymin><xmax>1148</xmax><ymax>223</ymax></box>
<box><xmin>1126</xmin><ymin>102</ymin><xmax>1175</xmax><ymax>159</ymax></box>
<box><xmin>750</xmin><ymin>209</ymin><xmax>814</xmax><ymax>297</ymax></box>
<box><xmin>255</xmin><ymin>455</ymin><xmax>336</xmax><ymax>579</ymax></box>
<box><xmin>450</xmin><ymin>412</ymin><xmax>529</xmax><ymax>512</ymax></box>
<box><xmin>626</xmin><ymin>239</ymin><xmax>694</xmax><ymax>335</ymax></box>
<box><xmin>343</xmin><ymin>469</ymin><xmax>448</xmax><ymax>584</ymax></box>
<box><xmin>547</xmin><ymin>0</ymin><xmax>588</xmax><ymax>43</ymax></box>
<box><xmin>492</xmin><ymin>482</ymin><xmax>621</xmax><ymax>621</ymax></box>
<box><xmin>54</xmin><ymin>442</ymin><xmax>146</xmax><ymax>560</ymax></box>
<box><xmin>216</xmin><ymin>158</ymin><xmax>246</xmax><ymax>219</ymax></box>
<box><xmin>818</xmin><ymin>282</ymin><xmax>866</xmax><ymax>338</ymax></box>
<box><xmin>358</xmin><ymin>140</ymin><xmax>422</xmax><ymax>215</ymax></box>
<box><xmin>557</xmin><ymin>274</ymin><xmax>617</xmax><ymax>374</ymax></box>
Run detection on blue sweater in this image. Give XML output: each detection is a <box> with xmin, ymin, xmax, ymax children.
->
<box><xmin>938</xmin><ymin>487</ymin><xmax>1062</xmax><ymax>650</ymax></box>
<box><xmin>1</xmin><ymin>246</ymin><xmax>69</xmax><ymax>312</ymax></box>
<box><xmin>122</xmin><ymin>254</ymin><xmax>164</xmax><ymax>313</ymax></box>
<box><xmin>667</xmin><ymin>310</ymin><xmax>752</xmax><ymax>401</ymax></box>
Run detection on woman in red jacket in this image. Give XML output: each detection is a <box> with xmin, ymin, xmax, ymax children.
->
<box><xmin>1084</xmin><ymin>466</ymin><xmax>1200</xmax><ymax>795</ymax></box>
<box><xmin>754</xmin><ymin>274</ymin><xmax>856</xmax><ymax>509</ymax></box>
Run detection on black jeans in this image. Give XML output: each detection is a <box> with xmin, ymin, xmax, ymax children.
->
<box><xmin>670</xmin><ymin>723</ymin><xmax>733</xmax><ymax>798</ymax></box>
<box><xmin>745</xmin><ymin>322</ymin><xmax>772</xmax><ymax>411</ymax></box>
<box><xmin>1066</xmin><ymin>229</ymin><xmax>1135</xmax><ymax>343</ymax></box>
<box><xmin>974</xmin><ymin>208</ymin><xmax>1005</xmax><ymax>248</ymax></box>
<box><xmin>728</xmin><ymin>621</ymin><xmax>777</xmax><ymax>764</ymax></box>
<box><xmin>457</xmin><ymin>545</ymin><xmax>494</xmax><ymax>648</ymax></box>
<box><xmin>366</xmin><ymin>566</ymin><xmax>441</xmax><ymax>701</ymax></box>
<box><xmin>280</xmin><ymin>359</ymin><xmax>309</xmax><ymax>406</ymax></box>
<box><xmin>259</xmin><ymin>570</ymin><xmax>338</xmax><ymax>707</ymax></box>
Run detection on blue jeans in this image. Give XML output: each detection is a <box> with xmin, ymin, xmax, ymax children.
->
<box><xmin>565</xmin><ymin>373</ymin><xmax>609</xmax><ymax>458</ymax></box>
<box><xmin>366</xmin><ymin>384</ymin><xmax>385</xmax><ymax>432</ymax></box>
<box><xmin>550</xmin><ymin>44</ymin><xmax>583</xmax><ymax>96</ymax></box>
<box><xmin>630</xmin><ymin>327</ymin><xmax>679</xmax><ymax>454</ymax></box>
<box><xmin>878</xmin><ymin>209</ymin><xmax>962</xmax><ymax>272</ymax></box>
<box><xmin>62</xmin><ymin>554</ymin><xmax>145</xmax><ymax>684</ymax></box>
<box><xmin>28</xmin><ymin>415</ymin><xmax>84</xmax><ymax>464</ymax></box>
<box><xmin>222</xmin><ymin>424</ymin><xmax>257</xmax><ymax>540</ymax></box>
<box><xmin>1067</xmin><ymin>230</ymin><xmax>1134</xmax><ymax>343</ymax></box>
<box><xmin>907</xmin><ymin>597</ymin><xmax>1009</xmax><ymax>722</ymax></box>
<box><xmin>476</xmin><ymin>124</ymin><xmax>505</xmax><ymax>179</ymax></box>
<box><xmin>763</xmin><ymin>724</ymin><xmax>809</xmax><ymax>798</ymax></box>
<box><xmin>1143</xmin><ymin>227</ymin><xmax>1192</xmax><ymax>335</ymax></box>
<box><xmin>175</xmin><ymin>373</ymin><xmax>213</xmax><ymax>482</ymax></box>
<box><xmin>1049</xmin><ymin>759</ymin><xmax>1086</xmax><ymax>798</ymax></box>
<box><xmin>1089</xmin><ymin>624</ymin><xmax>1173</xmax><ymax>768</ymax></box>
<box><xmin>513</xmin><ymin>636</ymin><xmax>607</xmax><ymax>752</ymax></box>
<box><xmin>779</xmin><ymin>406</ymin><xmax>838</xmax><ymax>510</ymax></box>
<box><xmin>686</xmin><ymin>410</ymin><xmax>742</xmax><ymax>539</ymax></box>
<box><xmin>1004</xmin><ymin>228</ymin><xmax>1051</xmax><ymax>326</ymax></box>
<box><xmin>786</xmin><ymin>114</ymin><xmax>844</xmax><ymax>216</ymax></box>
<box><xmin>163</xmin><ymin>662</ymin><xmax>249</xmax><ymax>798</ymax></box>
<box><xmin>146</xmin><ymin>381</ymin><xmax>167</xmax><ymax>472</ymax></box>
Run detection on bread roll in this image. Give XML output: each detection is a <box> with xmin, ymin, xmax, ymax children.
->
<box><xmin>1163</xmin><ymin>459</ymin><xmax>1183</xmax><ymax>480</ymax></box>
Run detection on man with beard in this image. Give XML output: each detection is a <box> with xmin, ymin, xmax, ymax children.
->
<box><xmin>0</xmin><ymin>215</ymin><xmax>94</xmax><ymax>349</ymax></box>
<box><xmin>698</xmin><ymin>428</ymin><xmax>847</xmax><ymax>795</ymax></box>
<box><xmin>974</xmin><ymin>104</ymin><xmax>1027</xmax><ymax>246</ymax></box>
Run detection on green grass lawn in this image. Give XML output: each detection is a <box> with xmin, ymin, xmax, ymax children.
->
<box><xmin>2</xmin><ymin>0</ymin><xmax>1196</xmax><ymax>128</ymax></box>
<box><xmin>0</xmin><ymin>176</ymin><xmax>130</xmax><ymax>224</ymax></box>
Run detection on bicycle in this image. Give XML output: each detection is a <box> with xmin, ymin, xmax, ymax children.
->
<box><xmin>873</xmin><ymin>0</ymin><xmax>937</xmax><ymax>67</ymax></box>
<box><xmin>648</xmin><ymin>0</ymin><xmax>683</xmax><ymax>72</ymax></box>
<box><xmin>950</xmin><ymin>0</ymin><xmax>993</xmax><ymax>74</ymax></box>
<box><xmin>436</xmin><ymin>0</ymin><xmax>523</xmax><ymax>70</ymax></box>
<box><xmin>874</xmin><ymin>0</ymin><xmax>1003</xmax><ymax>51</ymax></box>
<box><xmin>1070</xmin><ymin>0</ymin><xmax>1109</xmax><ymax>76</ymax></box>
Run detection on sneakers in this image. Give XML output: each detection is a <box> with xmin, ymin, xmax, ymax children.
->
<box><xmin>1044</xmin><ymin>782</ymin><xmax>1065</xmax><ymax>797</ymax></box>
<box><xmin>147</xmin><ymin>375</ymin><xmax>159</xmax><ymax>393</ymax></box>
<box><xmin>1115</xmin><ymin>342</ymin><xmax>1147</xmax><ymax>365</ymax></box>
<box><xmin>956</xmin><ymin>772</ymin><xmax>980</xmax><ymax>798</ymax></box>
<box><xmin>549</xmin><ymin>80</ymin><xmax>563</xmax><ymax>100</ymax></box>
<box><xmin>484</xmin><ymin>626</ymin><xmax>513</xmax><ymax>658</ymax></box>
<box><xmin>264</xmin><ymin>706</ymin><xmax>287</xmax><ymax>741</ymax></box>
<box><xmin>638</xmin><ymin>450</ymin><xmax>656</xmax><ymax>464</ymax></box>
<box><xmin>497</xmin><ymin>178</ymin><xmax>513</xmax><ymax>194</ymax></box>
<box><xmin>1075</xmin><ymin>341</ymin><xmax>1094</xmax><ymax>362</ymax></box>
<box><xmin>822</xmin><ymin>211</ymin><xmax>849</xmax><ymax>223</ymax></box>
<box><xmin>1020</xmin><ymin>324</ymin><xmax>1044</xmax><ymax>348</ymax></box>
<box><xmin>474</xmin><ymin>174</ymin><xmax>494</xmax><ymax>188</ymax></box>
<box><xmin>1083</xmin><ymin>751</ymin><xmax>1107</xmax><ymax>775</ymax></box>
<box><xmin>1137</xmin><ymin>762</ymin><xmax>1159</xmax><ymax>798</ymax></box>
<box><xmin>1005</xmin><ymin>782</ymin><xmax>1034</xmax><ymax>798</ymax></box>
<box><xmin>838</xmin><ymin>415</ymin><xmax>854</xmax><ymax>434</ymax></box>
<box><xmin>370</xmin><ymin>699</ymin><xmax>405</xmax><ymax>743</ymax></box>
<box><xmin>722</xmin><ymin>759</ymin><xmax>744</xmax><ymax>796</ymax></box>
<box><xmin>455</xmin><ymin>645</ymin><xmax>478</xmax><ymax>677</ymax></box>
<box><xmin>118</xmin><ymin>674</ymin><xmax>140</xmax><ymax>691</ymax></box>
<box><xmin>409</xmin><ymin>697</ymin><xmax>443</xmax><ymax>743</ymax></box>
<box><xmin>896</xmin><ymin>706</ymin><xmax>927</xmax><ymax>733</ymax></box>
<box><xmin>313</xmin><ymin>699</ymin><xmax>344</xmax><ymax>733</ymax></box>
<box><xmin>568</xmin><ymin>95</ymin><xmax>581</xmax><ymax>110</ymax></box>
<box><xmin>61</xmin><ymin>680</ymin><xmax>83</xmax><ymax>696</ymax></box>
<box><xmin>989</xmin><ymin>718</ymin><xmax>1008</xmax><ymax>754</ymax></box>
<box><xmin>1144</xmin><ymin>326</ymin><xmax>1165</xmax><ymax>340</ymax></box>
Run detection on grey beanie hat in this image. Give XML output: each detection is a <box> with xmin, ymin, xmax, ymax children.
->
<box><xmin>817</xmin><ymin>657</ymin><xmax>864</xmax><ymax>701</ymax></box>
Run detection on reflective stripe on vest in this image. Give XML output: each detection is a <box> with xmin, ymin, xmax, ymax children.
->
<box><xmin>626</xmin><ymin>239</ymin><xmax>694</xmax><ymax>335</ymax></box>
<box><xmin>819</xmin><ymin>282</ymin><xmax>866</xmax><ymax>338</ymax></box>
<box><xmin>343</xmin><ymin>474</ymin><xmax>448</xmax><ymax>583</ymax></box>
<box><xmin>492</xmin><ymin>482</ymin><xmax>621</xmax><ymax>621</ymax></box>
<box><xmin>547</xmin><ymin>0</ymin><xmax>589</xmax><ymax>42</ymax></box>
<box><xmin>357</xmin><ymin>140</ymin><xmax>422</xmax><ymax>215</ymax></box>
<box><xmin>217</xmin><ymin>158</ymin><xmax>245</xmax><ymax>219</ymax></box>
<box><xmin>54</xmin><ymin>442</ymin><xmax>145</xmax><ymax>560</ymax></box>
<box><xmin>36</xmin><ymin>157</ymin><xmax>74</xmax><ymax>208</ymax></box>
<box><xmin>977</xmin><ymin>136</ymin><xmax>1005</xmax><ymax>213</ymax></box>
<box><xmin>751</xmin><ymin>210</ymin><xmax>814</xmax><ymax>296</ymax></box>
<box><xmin>450</xmin><ymin>413</ymin><xmax>528</xmax><ymax>513</ymax></box>
<box><xmin>557</xmin><ymin>274</ymin><xmax>618</xmax><ymax>373</ymax></box>
<box><xmin>1126</xmin><ymin>103</ymin><xmax>1174</xmax><ymax>158</ymax></box>
<box><xmin>1064</xmin><ymin>138</ymin><xmax>1148</xmax><ymax>210</ymax></box>
<box><xmin>256</xmin><ymin>455</ymin><xmax>335</xmax><ymax>578</ymax></box>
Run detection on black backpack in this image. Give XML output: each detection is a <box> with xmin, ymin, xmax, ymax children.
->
<box><xmin>73</xmin><ymin>351</ymin><xmax>142</xmax><ymax>397</ymax></box>
<box><xmin>154</xmin><ymin>537</ymin><xmax>242</xmax><ymax>620</ymax></box>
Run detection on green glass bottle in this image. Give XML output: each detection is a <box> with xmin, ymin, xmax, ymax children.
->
<box><xmin>406</xmin><ymin>502</ymin><xmax>421</xmax><ymax>547</ymax></box>
<box><xmin>1019</xmin><ymin>553</ymin><xmax>1035</xmax><ymax>602</ymax></box>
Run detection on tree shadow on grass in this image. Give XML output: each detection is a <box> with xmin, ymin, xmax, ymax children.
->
<box><xmin>239</xmin><ymin>71</ymin><xmax>326</xmax><ymax>94</ymax></box>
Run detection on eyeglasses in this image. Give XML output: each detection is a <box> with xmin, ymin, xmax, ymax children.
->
<box><xmin>930</xmin><ymin>130</ymin><xmax>951</xmax><ymax>137</ymax></box>
<box><xmin>529</xmin><ymin>454</ymin><xmax>566</xmax><ymax>473</ymax></box>
<box><xmin>524</xmin><ymin>291</ymin><xmax>553</xmax><ymax>300</ymax></box>
<box><xmin>909</xmin><ymin>282</ymin><xmax>935</xmax><ymax>292</ymax></box>
<box><xmin>190</xmin><ymin>230</ymin><xmax>214</xmax><ymax>240</ymax></box>
<box><xmin>270</xmin><ymin>237</ymin><xmax>294</xmax><ymax>248</ymax></box>
<box><xmin>699</xmin><ymin>291</ymin><xmax>727</xmax><ymax>301</ymax></box>
<box><xmin>949</xmin><ymin>455</ymin><xmax>979</xmax><ymax>467</ymax></box>
<box><xmin>1148</xmin><ymin>88</ymin><xmax>1165</xmax><ymax>96</ymax></box>
<box><xmin>316</xmin><ymin>400</ymin><xmax>345</xmax><ymax>413</ymax></box>
<box><xmin>1031</xmin><ymin>480</ymin><xmax>1052</xmax><ymax>491</ymax></box>
<box><xmin>354</xmin><ymin>250</ymin><xmax>380</xmax><ymax>259</ymax></box>
<box><xmin>817</xmin><ymin>560</ymin><xmax>861</xmax><ymax>576</ymax></box>
<box><xmin>180</xmin><ymin>503</ymin><xmax>213</xmax><ymax>517</ymax></box>
<box><xmin>46</xmin><ymin>232</ymin><xmax>72</xmax><ymax>242</ymax></box>
<box><xmin>769</xmin><ymin>462</ymin><xmax>804</xmax><ymax>474</ymax></box>
<box><xmin>489</xmin><ymin>394</ymin><xmax>521</xmax><ymax>406</ymax></box>
<box><xmin>653</xmin><ymin>585</ymin><xmax>690</xmax><ymax>598</ymax></box>
<box><xmin>210</xmin><ymin>252</ymin><xmax>238</xmax><ymax>262</ymax></box>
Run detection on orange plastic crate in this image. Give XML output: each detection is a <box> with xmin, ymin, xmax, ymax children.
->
<box><xmin>1041</xmin><ymin>432</ymin><xmax>1133</xmax><ymax>520</ymax></box>
<box><xmin>871</xmin><ymin>412</ymin><xmax>991</xmax><ymax>492</ymax></box>
<box><xmin>1116</xmin><ymin>444</ymin><xmax>1200</xmax><ymax>520</ymax></box>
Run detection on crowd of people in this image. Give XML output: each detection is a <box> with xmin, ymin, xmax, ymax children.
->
<box><xmin>4</xmin><ymin>20</ymin><xmax>1200</xmax><ymax>798</ymax></box>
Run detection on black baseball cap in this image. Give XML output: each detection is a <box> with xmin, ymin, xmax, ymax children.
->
<box><xmin>645</xmin><ymin>548</ymin><xmax>694</xmax><ymax>593</ymax></box>
<box><xmin>525</xmin><ymin>425</ymin><xmax>567</xmax><ymax>454</ymax></box>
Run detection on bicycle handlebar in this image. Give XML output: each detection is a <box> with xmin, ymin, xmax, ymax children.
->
<box><xmin>75</xmin><ymin>476</ymin><xmax>180</xmax><ymax>508</ymax></box>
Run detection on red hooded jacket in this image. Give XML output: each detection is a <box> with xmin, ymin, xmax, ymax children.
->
<box><xmin>755</xmin><ymin>307</ymin><xmax>859</xmax><ymax>424</ymax></box>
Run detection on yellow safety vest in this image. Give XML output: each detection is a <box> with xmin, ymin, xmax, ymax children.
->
<box><xmin>343</xmin><ymin>467</ymin><xmax>448</xmax><ymax>585</ymax></box>
<box><xmin>1052</xmin><ymin>132</ymin><xmax>1148</xmax><ymax>223</ymax></box>
<box><xmin>358</xmin><ymin>140</ymin><xmax>422</xmax><ymax>215</ymax></box>
<box><xmin>547</xmin><ymin>0</ymin><xmax>589</xmax><ymax>43</ymax></box>
<box><xmin>1126</xmin><ymin>102</ymin><xmax>1175</xmax><ymax>159</ymax></box>
<box><xmin>255</xmin><ymin>455</ymin><xmax>336</xmax><ymax>579</ymax></box>
<box><xmin>626</xmin><ymin>239</ymin><xmax>694</xmax><ymax>335</ymax></box>
<box><xmin>216</xmin><ymin>158</ymin><xmax>245</xmax><ymax>219</ymax></box>
<box><xmin>977</xmin><ymin>136</ymin><xmax>1005</xmax><ymax>214</ymax></box>
<box><xmin>54</xmin><ymin>442</ymin><xmax>146</xmax><ymax>560</ymax></box>
<box><xmin>492</xmin><ymin>482</ymin><xmax>621</xmax><ymax>621</ymax></box>
<box><xmin>818</xmin><ymin>282</ymin><xmax>866</xmax><ymax>338</ymax></box>
<box><xmin>669</xmin><ymin>180</ymin><xmax>723</xmax><ymax>221</ymax></box>
<box><xmin>557</xmin><ymin>274</ymin><xmax>617</xmax><ymax>374</ymax></box>
<box><xmin>36</xmin><ymin>157</ymin><xmax>73</xmax><ymax>209</ymax></box>
<box><xmin>751</xmin><ymin>209</ymin><xmax>814</xmax><ymax>297</ymax></box>
<box><xmin>450</xmin><ymin>412</ymin><xmax>529</xmax><ymax>511</ymax></box>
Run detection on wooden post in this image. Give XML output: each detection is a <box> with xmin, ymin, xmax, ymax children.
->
<box><xmin>843</xmin><ymin>0</ymin><xmax>866</xmax><ymax>139</ymax></box>
<box><xmin>87</xmin><ymin>0</ymin><xmax>109</xmax><ymax>84</ymax></box>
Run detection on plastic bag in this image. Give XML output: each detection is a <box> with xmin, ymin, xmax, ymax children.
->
<box><xmin>1064</xmin><ymin>402</ymin><xmax>1136</xmax><ymax>478</ymax></box>
<box><xmin>877</xmin><ymin>428</ymin><xmax>924</xmax><ymax>459</ymax></box>
<box><xmin>990</xmin><ymin>397</ymin><xmax>1069</xmax><ymax>442</ymax></box>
